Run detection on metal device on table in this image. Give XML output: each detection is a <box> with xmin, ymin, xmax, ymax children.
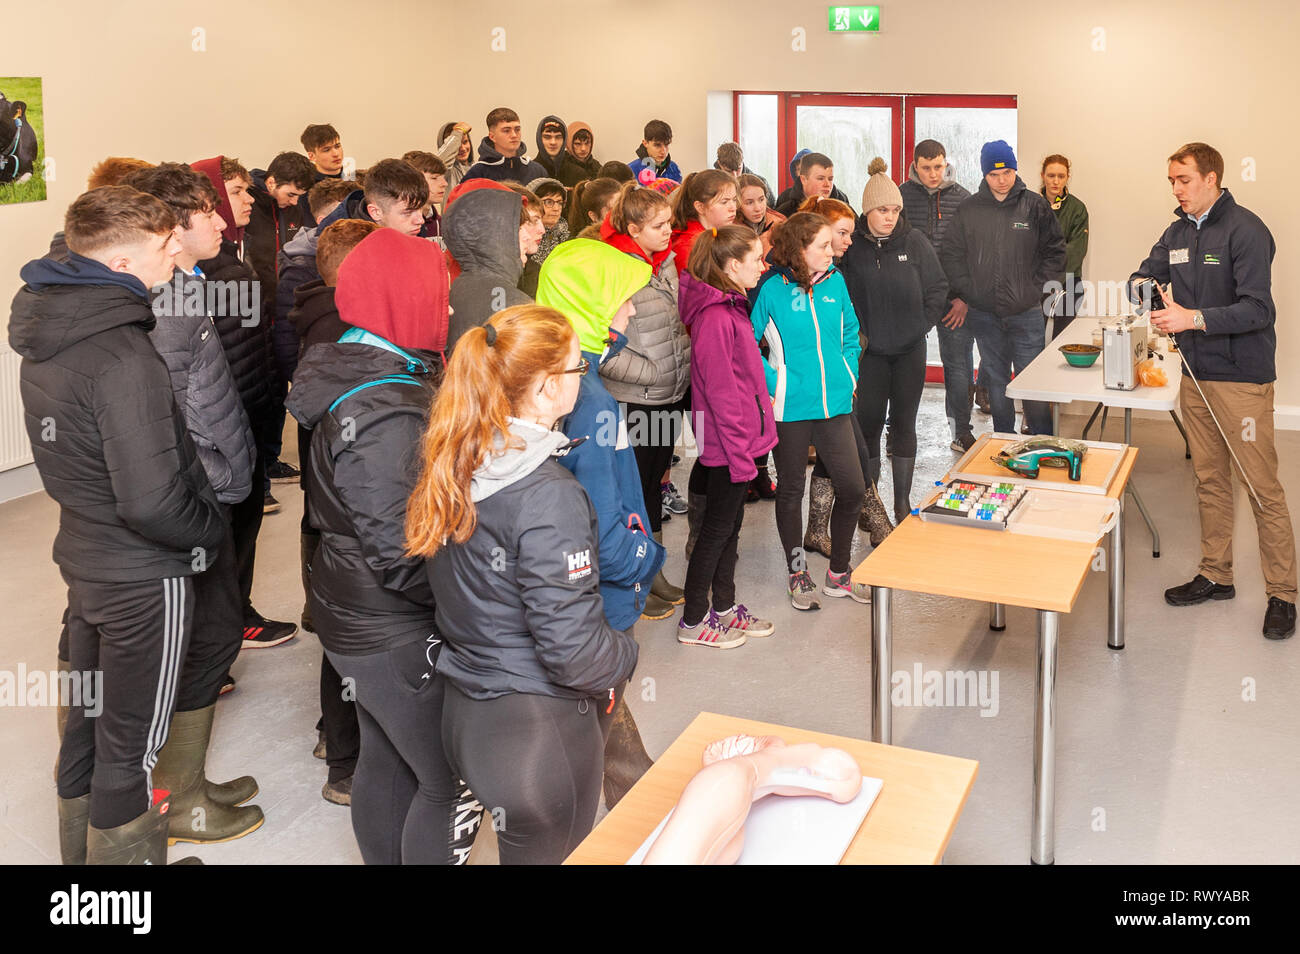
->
<box><xmin>1100</xmin><ymin>316</ymin><xmax>1149</xmax><ymax>391</ymax></box>
<box><xmin>992</xmin><ymin>436</ymin><xmax>1088</xmax><ymax>481</ymax></box>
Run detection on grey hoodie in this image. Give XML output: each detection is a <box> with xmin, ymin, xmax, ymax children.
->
<box><xmin>444</xmin><ymin>189</ymin><xmax>533</xmax><ymax>350</ymax></box>
<box><xmin>471</xmin><ymin>418</ymin><xmax>572</xmax><ymax>503</ymax></box>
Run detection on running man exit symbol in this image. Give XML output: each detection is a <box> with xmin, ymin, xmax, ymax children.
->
<box><xmin>828</xmin><ymin>5</ymin><xmax>881</xmax><ymax>32</ymax></box>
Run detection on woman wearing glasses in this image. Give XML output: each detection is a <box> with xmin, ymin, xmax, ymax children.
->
<box><xmin>526</xmin><ymin>177</ymin><xmax>571</xmax><ymax>265</ymax></box>
<box><xmin>406</xmin><ymin>304</ymin><xmax>641</xmax><ymax>865</ymax></box>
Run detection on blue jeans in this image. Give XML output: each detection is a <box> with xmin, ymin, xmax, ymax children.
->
<box><xmin>966</xmin><ymin>306</ymin><xmax>1053</xmax><ymax>435</ymax></box>
<box><xmin>937</xmin><ymin>320</ymin><xmax>975</xmax><ymax>439</ymax></box>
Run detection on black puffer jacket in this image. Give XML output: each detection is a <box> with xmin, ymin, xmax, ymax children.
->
<box><xmin>245</xmin><ymin>169</ymin><xmax>304</xmax><ymax>322</ymax></box>
<box><xmin>148</xmin><ymin>271</ymin><xmax>256</xmax><ymax>504</ymax></box>
<box><xmin>430</xmin><ymin>420</ymin><xmax>639</xmax><ymax>701</ymax></box>
<box><xmin>286</xmin><ymin>339</ymin><xmax>442</xmax><ymax>655</ymax></box>
<box><xmin>8</xmin><ymin>254</ymin><xmax>224</xmax><ymax>582</ymax></box>
<box><xmin>839</xmin><ymin>219</ymin><xmax>949</xmax><ymax>356</ymax></box>
<box><xmin>197</xmin><ymin>240</ymin><xmax>275</xmax><ymax>427</ymax></box>
<box><xmin>941</xmin><ymin>177</ymin><xmax>1065</xmax><ymax>318</ymax></box>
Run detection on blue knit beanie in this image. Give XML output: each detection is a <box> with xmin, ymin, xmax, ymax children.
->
<box><xmin>980</xmin><ymin>140</ymin><xmax>1017</xmax><ymax>176</ymax></box>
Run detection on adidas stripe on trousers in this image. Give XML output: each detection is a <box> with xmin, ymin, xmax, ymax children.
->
<box><xmin>57</xmin><ymin>573</ymin><xmax>194</xmax><ymax>829</ymax></box>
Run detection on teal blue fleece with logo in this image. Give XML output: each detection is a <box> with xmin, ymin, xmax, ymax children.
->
<box><xmin>749</xmin><ymin>265</ymin><xmax>861</xmax><ymax>422</ymax></box>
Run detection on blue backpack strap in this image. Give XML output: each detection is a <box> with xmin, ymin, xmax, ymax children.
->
<box><xmin>327</xmin><ymin>374</ymin><xmax>424</xmax><ymax>414</ymax></box>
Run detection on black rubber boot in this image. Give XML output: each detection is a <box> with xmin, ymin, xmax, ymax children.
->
<box><xmin>58</xmin><ymin>794</ymin><xmax>90</xmax><ymax>865</ymax></box>
<box><xmin>857</xmin><ymin>458</ymin><xmax>894</xmax><ymax>546</ymax></box>
<box><xmin>890</xmin><ymin>456</ymin><xmax>916</xmax><ymax>524</ymax></box>
<box><xmin>153</xmin><ymin>704</ymin><xmax>264</xmax><ymax>845</ymax></box>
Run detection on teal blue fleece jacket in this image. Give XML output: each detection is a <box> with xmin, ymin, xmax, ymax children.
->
<box><xmin>749</xmin><ymin>265</ymin><xmax>861</xmax><ymax>422</ymax></box>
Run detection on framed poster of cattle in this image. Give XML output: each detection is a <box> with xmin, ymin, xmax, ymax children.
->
<box><xmin>1</xmin><ymin>77</ymin><xmax>44</xmax><ymax>204</ymax></box>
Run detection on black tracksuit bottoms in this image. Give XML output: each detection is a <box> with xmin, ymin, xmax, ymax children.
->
<box><xmin>326</xmin><ymin>638</ymin><xmax>481</xmax><ymax>864</ymax></box>
<box><xmin>682</xmin><ymin>461</ymin><xmax>749</xmax><ymax>625</ymax></box>
<box><xmin>57</xmin><ymin>573</ymin><xmax>194</xmax><ymax>829</ymax></box>
<box><xmin>229</xmin><ymin>446</ymin><xmax>266</xmax><ymax>620</ymax></box>
<box><xmin>772</xmin><ymin>414</ymin><xmax>866</xmax><ymax>574</ymax></box>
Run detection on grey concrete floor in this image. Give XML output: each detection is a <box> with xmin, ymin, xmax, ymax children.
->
<box><xmin>2</xmin><ymin>385</ymin><xmax>1298</xmax><ymax>864</ymax></box>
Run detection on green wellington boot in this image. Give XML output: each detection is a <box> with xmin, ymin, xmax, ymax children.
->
<box><xmin>86</xmin><ymin>797</ymin><xmax>201</xmax><ymax>865</ymax></box>
<box><xmin>650</xmin><ymin>530</ymin><xmax>684</xmax><ymax>605</ymax></box>
<box><xmin>58</xmin><ymin>794</ymin><xmax>90</xmax><ymax>865</ymax></box>
<box><xmin>603</xmin><ymin>699</ymin><xmax>655</xmax><ymax>809</ymax></box>
<box><xmin>152</xmin><ymin>704</ymin><xmax>264</xmax><ymax>845</ymax></box>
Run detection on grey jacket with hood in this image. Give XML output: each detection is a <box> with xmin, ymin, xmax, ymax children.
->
<box><xmin>148</xmin><ymin>269</ymin><xmax>256</xmax><ymax>504</ymax></box>
<box><xmin>429</xmin><ymin>419</ymin><xmax>640</xmax><ymax>701</ymax></box>
<box><xmin>599</xmin><ymin>252</ymin><xmax>691</xmax><ymax>406</ymax></box>
<box><xmin>444</xmin><ymin>189</ymin><xmax>533</xmax><ymax>350</ymax></box>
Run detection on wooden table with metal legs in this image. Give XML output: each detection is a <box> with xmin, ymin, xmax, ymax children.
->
<box><xmin>854</xmin><ymin>447</ymin><xmax>1137</xmax><ymax>864</ymax></box>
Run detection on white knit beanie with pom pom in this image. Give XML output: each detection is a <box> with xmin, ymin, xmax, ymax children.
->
<box><xmin>860</xmin><ymin>157</ymin><xmax>902</xmax><ymax>211</ymax></box>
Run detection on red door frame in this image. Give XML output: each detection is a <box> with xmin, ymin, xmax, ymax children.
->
<box><xmin>902</xmin><ymin>94</ymin><xmax>1018</xmax><ymax>175</ymax></box>
<box><xmin>782</xmin><ymin>94</ymin><xmax>904</xmax><ymax>190</ymax></box>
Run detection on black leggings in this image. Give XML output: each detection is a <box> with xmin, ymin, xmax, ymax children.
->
<box><xmin>442</xmin><ymin>681</ymin><xmax>619</xmax><ymax>865</ymax></box>
<box><xmin>857</xmin><ymin>340</ymin><xmax>927</xmax><ymax>459</ymax></box>
<box><xmin>682</xmin><ymin>462</ymin><xmax>749</xmax><ymax>624</ymax></box>
<box><xmin>625</xmin><ymin>399</ymin><xmax>685</xmax><ymax>534</ymax></box>
<box><xmin>326</xmin><ymin>638</ymin><xmax>481</xmax><ymax>865</ymax></box>
<box><xmin>772</xmin><ymin>415</ymin><xmax>865</xmax><ymax>574</ymax></box>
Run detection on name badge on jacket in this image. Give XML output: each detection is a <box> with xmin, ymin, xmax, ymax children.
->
<box><xmin>1169</xmin><ymin>248</ymin><xmax>1190</xmax><ymax>265</ymax></box>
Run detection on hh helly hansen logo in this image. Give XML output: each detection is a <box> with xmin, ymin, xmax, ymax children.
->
<box><xmin>1012</xmin><ymin>222</ymin><xmax>1030</xmax><ymax>230</ymax></box>
<box><xmin>897</xmin><ymin>253</ymin><xmax>909</xmax><ymax>262</ymax></box>
<box><xmin>565</xmin><ymin>549</ymin><xmax>593</xmax><ymax>582</ymax></box>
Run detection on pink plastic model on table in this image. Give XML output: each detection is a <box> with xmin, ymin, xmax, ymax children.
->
<box><xmin>641</xmin><ymin>734</ymin><xmax>863</xmax><ymax>865</ymax></box>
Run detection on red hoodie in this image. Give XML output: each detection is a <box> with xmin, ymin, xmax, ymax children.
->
<box><xmin>335</xmin><ymin>229</ymin><xmax>450</xmax><ymax>354</ymax></box>
<box><xmin>669</xmin><ymin>220</ymin><xmax>705</xmax><ymax>273</ymax></box>
<box><xmin>190</xmin><ymin>156</ymin><xmax>243</xmax><ymax>245</ymax></box>
<box><xmin>599</xmin><ymin>215</ymin><xmax>672</xmax><ymax>274</ymax></box>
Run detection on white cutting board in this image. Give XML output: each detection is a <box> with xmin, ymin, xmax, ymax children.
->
<box><xmin>626</xmin><ymin>776</ymin><xmax>883</xmax><ymax>865</ymax></box>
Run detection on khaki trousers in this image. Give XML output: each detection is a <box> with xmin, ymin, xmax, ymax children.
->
<box><xmin>1179</xmin><ymin>375</ymin><xmax>1297</xmax><ymax>600</ymax></box>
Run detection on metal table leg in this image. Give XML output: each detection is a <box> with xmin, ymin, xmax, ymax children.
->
<box><xmin>1051</xmin><ymin>403</ymin><xmax>1060</xmax><ymax>437</ymax></box>
<box><xmin>1081</xmin><ymin>402</ymin><xmax>1103</xmax><ymax>440</ymax></box>
<box><xmin>1123</xmin><ymin>408</ymin><xmax>1160</xmax><ymax>557</ymax></box>
<box><xmin>989</xmin><ymin>602</ymin><xmax>1006</xmax><ymax>631</ymax></box>
<box><xmin>1031</xmin><ymin>609</ymin><xmax>1059</xmax><ymax>865</ymax></box>
<box><xmin>871</xmin><ymin>586</ymin><xmax>892</xmax><ymax>745</ymax></box>
<box><xmin>1169</xmin><ymin>410</ymin><xmax>1191</xmax><ymax>459</ymax></box>
<box><xmin>1108</xmin><ymin>493</ymin><xmax>1125</xmax><ymax>650</ymax></box>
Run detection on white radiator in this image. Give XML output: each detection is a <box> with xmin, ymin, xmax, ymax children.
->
<box><xmin>0</xmin><ymin>346</ymin><xmax>33</xmax><ymax>472</ymax></box>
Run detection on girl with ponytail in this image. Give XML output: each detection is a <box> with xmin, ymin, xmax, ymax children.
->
<box><xmin>406</xmin><ymin>304</ymin><xmax>639</xmax><ymax>865</ymax></box>
<box><xmin>674</xmin><ymin>225</ymin><xmax>777</xmax><ymax>648</ymax></box>
<box><xmin>567</xmin><ymin>176</ymin><xmax>622</xmax><ymax>238</ymax></box>
<box><xmin>669</xmin><ymin>169</ymin><xmax>738</xmax><ymax>269</ymax></box>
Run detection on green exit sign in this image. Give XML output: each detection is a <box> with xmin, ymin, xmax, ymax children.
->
<box><xmin>828</xmin><ymin>5</ymin><xmax>880</xmax><ymax>32</ymax></box>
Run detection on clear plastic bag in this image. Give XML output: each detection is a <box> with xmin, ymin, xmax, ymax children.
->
<box><xmin>1137</xmin><ymin>358</ymin><xmax>1167</xmax><ymax>388</ymax></box>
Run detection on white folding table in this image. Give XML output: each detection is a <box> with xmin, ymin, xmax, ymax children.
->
<box><xmin>1006</xmin><ymin>317</ymin><xmax>1183</xmax><ymax>559</ymax></box>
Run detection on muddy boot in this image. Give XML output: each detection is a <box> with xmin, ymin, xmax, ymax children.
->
<box><xmin>857</xmin><ymin>458</ymin><xmax>894</xmax><ymax>547</ymax></box>
<box><xmin>891</xmin><ymin>456</ymin><xmax>916</xmax><ymax>524</ymax></box>
<box><xmin>650</xmin><ymin>531</ymin><xmax>684</xmax><ymax>605</ymax></box>
<box><xmin>153</xmin><ymin>704</ymin><xmax>264</xmax><ymax>845</ymax></box>
<box><xmin>300</xmin><ymin>531</ymin><xmax>320</xmax><ymax>633</ymax></box>
<box><xmin>58</xmin><ymin>794</ymin><xmax>90</xmax><ymax>865</ymax></box>
<box><xmin>86</xmin><ymin>796</ymin><xmax>201</xmax><ymax>865</ymax></box>
<box><xmin>802</xmin><ymin>475</ymin><xmax>834</xmax><ymax>558</ymax></box>
<box><xmin>684</xmin><ymin>492</ymin><xmax>706</xmax><ymax>561</ymax></box>
<box><xmin>54</xmin><ymin>656</ymin><xmax>70</xmax><ymax>783</ymax></box>
<box><xmin>603</xmin><ymin>699</ymin><xmax>654</xmax><ymax>810</ymax></box>
<box><xmin>641</xmin><ymin>592</ymin><xmax>674</xmax><ymax>621</ymax></box>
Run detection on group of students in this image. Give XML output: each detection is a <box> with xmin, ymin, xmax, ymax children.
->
<box><xmin>12</xmin><ymin>103</ymin><xmax>1100</xmax><ymax>865</ymax></box>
